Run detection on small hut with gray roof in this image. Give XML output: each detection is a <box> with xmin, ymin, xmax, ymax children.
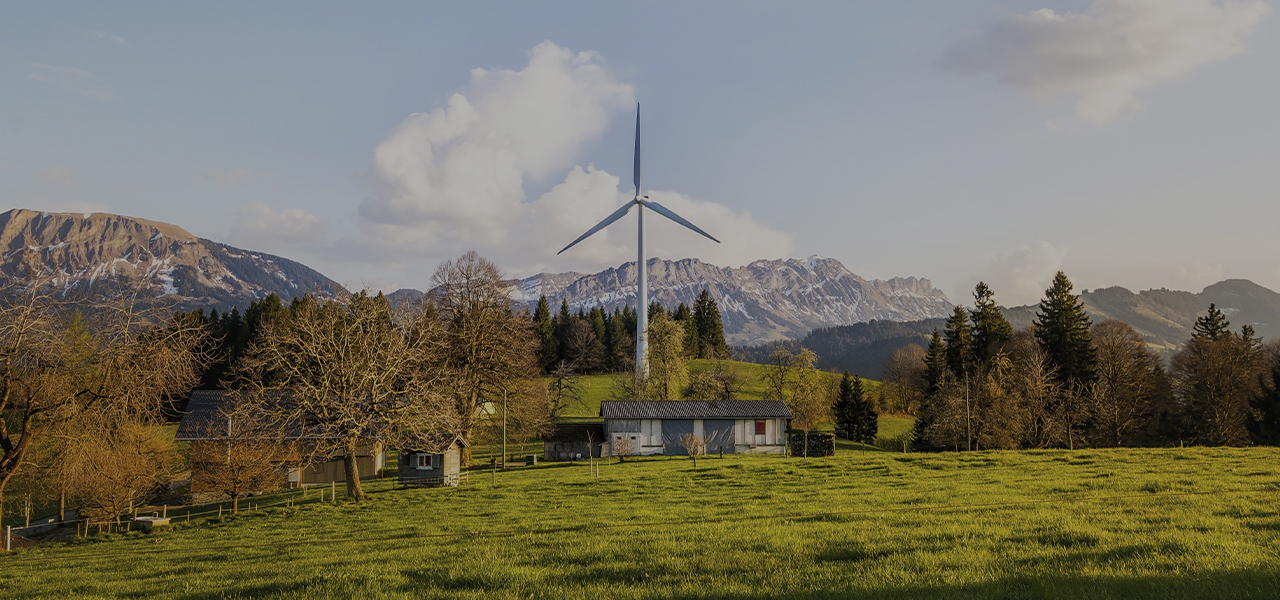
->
<box><xmin>600</xmin><ymin>400</ymin><xmax>791</xmax><ymax>456</ymax></box>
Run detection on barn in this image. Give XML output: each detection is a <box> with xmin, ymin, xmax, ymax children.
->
<box><xmin>600</xmin><ymin>400</ymin><xmax>791</xmax><ymax>456</ymax></box>
<box><xmin>175</xmin><ymin>390</ymin><xmax>387</xmax><ymax>502</ymax></box>
<box><xmin>397</xmin><ymin>433</ymin><xmax>469</xmax><ymax>487</ymax></box>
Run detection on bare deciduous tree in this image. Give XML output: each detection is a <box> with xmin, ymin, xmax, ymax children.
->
<box><xmin>684</xmin><ymin>360</ymin><xmax>742</xmax><ymax>402</ymax></box>
<box><xmin>1089</xmin><ymin>320</ymin><xmax>1164</xmax><ymax>447</ymax></box>
<box><xmin>880</xmin><ymin>344</ymin><xmax>927</xmax><ymax>414</ymax></box>
<box><xmin>0</xmin><ymin>280</ymin><xmax>206</xmax><ymax>524</ymax></box>
<box><xmin>679</xmin><ymin>433</ymin><xmax>707</xmax><ymax>467</ymax></box>
<box><xmin>69</xmin><ymin>421</ymin><xmax>181</xmax><ymax>532</ymax></box>
<box><xmin>233</xmin><ymin>291</ymin><xmax>456</xmax><ymax>502</ymax></box>
<box><xmin>189</xmin><ymin>401</ymin><xmax>289</xmax><ymax>513</ymax></box>
<box><xmin>429</xmin><ymin>252</ymin><xmax>540</xmax><ymax>462</ymax></box>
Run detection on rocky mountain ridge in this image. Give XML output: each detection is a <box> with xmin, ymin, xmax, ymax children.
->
<box><xmin>0</xmin><ymin>209</ymin><xmax>340</xmax><ymax>308</ymax></box>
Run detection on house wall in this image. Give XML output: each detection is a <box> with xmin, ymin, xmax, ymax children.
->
<box><xmin>602</xmin><ymin>417</ymin><xmax>789</xmax><ymax>456</ymax></box>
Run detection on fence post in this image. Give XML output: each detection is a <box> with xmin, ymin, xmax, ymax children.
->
<box><xmin>331</xmin><ymin>481</ymin><xmax>335</xmax><ymax>503</ymax></box>
<box><xmin>4</xmin><ymin>525</ymin><xmax>10</xmax><ymax>552</ymax></box>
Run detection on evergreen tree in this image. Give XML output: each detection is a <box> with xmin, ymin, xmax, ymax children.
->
<box><xmin>555</xmin><ymin>299</ymin><xmax>574</xmax><ymax>364</ymax></box>
<box><xmin>943</xmin><ymin>305</ymin><xmax>975</xmax><ymax>379</ymax></box>
<box><xmin>693</xmin><ymin>289</ymin><xmax>730</xmax><ymax>359</ymax></box>
<box><xmin>1193</xmin><ymin>303</ymin><xmax>1231</xmax><ymax>340</ymax></box>
<box><xmin>672</xmin><ymin>302</ymin><xmax>698</xmax><ymax>357</ymax></box>
<box><xmin>834</xmin><ymin>371</ymin><xmax>877</xmax><ymax>443</ymax></box>
<box><xmin>607</xmin><ymin>307</ymin><xmax>633</xmax><ymax>372</ymax></box>
<box><xmin>532</xmin><ymin>296</ymin><xmax>557</xmax><ymax>372</ymax></box>
<box><xmin>1249</xmin><ymin>354</ymin><xmax>1280</xmax><ymax>445</ymax></box>
<box><xmin>969</xmin><ymin>282</ymin><xmax>1012</xmax><ymax>367</ymax></box>
<box><xmin>1034</xmin><ymin>271</ymin><xmax>1096</xmax><ymax>387</ymax></box>
<box><xmin>913</xmin><ymin>328</ymin><xmax>947</xmax><ymax>451</ymax></box>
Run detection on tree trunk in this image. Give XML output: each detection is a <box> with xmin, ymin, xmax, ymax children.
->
<box><xmin>232</xmin><ymin>495</ymin><xmax>239</xmax><ymax>514</ymax></box>
<box><xmin>343</xmin><ymin>452</ymin><xmax>367</xmax><ymax>501</ymax></box>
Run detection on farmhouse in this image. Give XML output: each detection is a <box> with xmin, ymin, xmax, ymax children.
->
<box><xmin>175</xmin><ymin>390</ymin><xmax>387</xmax><ymax>501</ymax></box>
<box><xmin>542</xmin><ymin>423</ymin><xmax>605</xmax><ymax>461</ymax></box>
<box><xmin>397</xmin><ymin>433</ymin><xmax>469</xmax><ymax>487</ymax></box>
<box><xmin>600</xmin><ymin>400</ymin><xmax>791</xmax><ymax>456</ymax></box>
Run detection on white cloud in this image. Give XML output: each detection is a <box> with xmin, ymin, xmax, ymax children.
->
<box><xmin>972</xmin><ymin>241</ymin><xmax>1069</xmax><ymax>306</ymax></box>
<box><xmin>1175</xmin><ymin>260</ymin><xmax>1226</xmax><ymax>290</ymax></box>
<box><xmin>228</xmin><ymin>203</ymin><xmax>328</xmax><ymax>253</ymax></box>
<box><xmin>35</xmin><ymin>166</ymin><xmax>75</xmax><ymax>185</ymax></box>
<box><xmin>89</xmin><ymin>30</ymin><xmax>128</xmax><ymax>45</ymax></box>
<box><xmin>941</xmin><ymin>0</ymin><xmax>1270</xmax><ymax>124</ymax></box>
<box><xmin>196</xmin><ymin>168</ymin><xmax>257</xmax><ymax>185</ymax></box>
<box><xmin>356</xmin><ymin>41</ymin><xmax>792</xmax><ymax>280</ymax></box>
<box><xmin>28</xmin><ymin>63</ymin><xmax>115</xmax><ymax>100</ymax></box>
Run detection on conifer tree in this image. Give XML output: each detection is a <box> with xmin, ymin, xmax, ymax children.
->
<box><xmin>533</xmin><ymin>296</ymin><xmax>557</xmax><ymax>373</ymax></box>
<box><xmin>693</xmin><ymin>289</ymin><xmax>730</xmax><ymax>359</ymax></box>
<box><xmin>1034</xmin><ymin>272</ymin><xmax>1096</xmax><ymax>387</ymax></box>
<box><xmin>913</xmin><ymin>328</ymin><xmax>948</xmax><ymax>451</ymax></box>
<box><xmin>943</xmin><ymin>306</ymin><xmax>975</xmax><ymax>379</ymax></box>
<box><xmin>672</xmin><ymin>302</ymin><xmax>698</xmax><ymax>357</ymax></box>
<box><xmin>555</xmin><ymin>299</ymin><xmax>574</xmax><ymax>364</ymax></box>
<box><xmin>1193</xmin><ymin>303</ymin><xmax>1231</xmax><ymax>340</ymax></box>
<box><xmin>969</xmin><ymin>282</ymin><xmax>1012</xmax><ymax>368</ymax></box>
<box><xmin>834</xmin><ymin>371</ymin><xmax>877</xmax><ymax>443</ymax></box>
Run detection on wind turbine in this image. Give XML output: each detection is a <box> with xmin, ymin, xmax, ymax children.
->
<box><xmin>558</xmin><ymin>104</ymin><xmax>720</xmax><ymax>382</ymax></box>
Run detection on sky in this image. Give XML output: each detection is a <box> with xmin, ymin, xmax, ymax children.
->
<box><xmin>3</xmin><ymin>0</ymin><xmax>1278</xmax><ymax>306</ymax></box>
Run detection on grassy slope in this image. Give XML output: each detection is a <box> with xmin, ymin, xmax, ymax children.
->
<box><xmin>5</xmin><ymin>447</ymin><xmax>1280</xmax><ymax>599</ymax></box>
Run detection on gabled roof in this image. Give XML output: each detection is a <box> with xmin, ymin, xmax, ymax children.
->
<box><xmin>174</xmin><ymin>390</ymin><xmax>232</xmax><ymax>441</ymax></box>
<box><xmin>398</xmin><ymin>433</ymin><xmax>470</xmax><ymax>453</ymax></box>
<box><xmin>600</xmin><ymin>400</ymin><xmax>791</xmax><ymax>420</ymax></box>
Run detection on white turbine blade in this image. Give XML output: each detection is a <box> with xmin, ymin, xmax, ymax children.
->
<box><xmin>639</xmin><ymin>199</ymin><xmax>720</xmax><ymax>243</ymax></box>
<box><xmin>557</xmin><ymin>201</ymin><xmax>636</xmax><ymax>255</ymax></box>
<box><xmin>633</xmin><ymin>105</ymin><xmax>641</xmax><ymax>196</ymax></box>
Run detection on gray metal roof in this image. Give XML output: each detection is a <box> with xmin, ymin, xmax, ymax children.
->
<box><xmin>174</xmin><ymin>390</ymin><xmax>230</xmax><ymax>440</ymax></box>
<box><xmin>600</xmin><ymin>400</ymin><xmax>791</xmax><ymax>420</ymax></box>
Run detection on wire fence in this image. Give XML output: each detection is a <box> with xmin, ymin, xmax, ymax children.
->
<box><xmin>4</xmin><ymin>485</ymin><xmax>1277</xmax><ymax>564</ymax></box>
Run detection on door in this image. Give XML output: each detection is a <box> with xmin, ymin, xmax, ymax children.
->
<box><xmin>662</xmin><ymin>419</ymin><xmax>695</xmax><ymax>455</ymax></box>
<box><xmin>703</xmin><ymin>419</ymin><xmax>736</xmax><ymax>454</ymax></box>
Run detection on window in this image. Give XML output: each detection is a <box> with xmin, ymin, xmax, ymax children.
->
<box><xmin>417</xmin><ymin>454</ymin><xmax>433</xmax><ymax>470</ymax></box>
<box><xmin>755</xmin><ymin>420</ymin><xmax>767</xmax><ymax>435</ymax></box>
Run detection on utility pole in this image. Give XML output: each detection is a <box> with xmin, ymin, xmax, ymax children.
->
<box><xmin>965</xmin><ymin>372</ymin><xmax>971</xmax><ymax>452</ymax></box>
<box><xmin>501</xmin><ymin>386</ymin><xmax>508</xmax><ymax>470</ymax></box>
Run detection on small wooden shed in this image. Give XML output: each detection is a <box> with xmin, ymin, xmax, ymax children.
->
<box><xmin>398</xmin><ymin>433</ymin><xmax>469</xmax><ymax>487</ymax></box>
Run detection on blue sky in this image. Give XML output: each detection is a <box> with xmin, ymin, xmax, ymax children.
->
<box><xmin>3</xmin><ymin>1</ymin><xmax>1278</xmax><ymax>304</ymax></box>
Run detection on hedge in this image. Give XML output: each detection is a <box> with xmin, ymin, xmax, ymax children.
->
<box><xmin>788</xmin><ymin>431</ymin><xmax>835</xmax><ymax>457</ymax></box>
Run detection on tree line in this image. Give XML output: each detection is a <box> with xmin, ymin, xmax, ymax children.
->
<box><xmin>871</xmin><ymin>272</ymin><xmax>1280</xmax><ymax>451</ymax></box>
<box><xmin>0</xmin><ymin>251</ymin><xmax>549</xmax><ymax>520</ymax></box>
<box><xmin>532</xmin><ymin>289</ymin><xmax>730</xmax><ymax>375</ymax></box>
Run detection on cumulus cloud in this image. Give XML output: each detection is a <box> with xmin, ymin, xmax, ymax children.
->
<box><xmin>196</xmin><ymin>168</ymin><xmax>257</xmax><ymax>185</ymax></box>
<box><xmin>972</xmin><ymin>241</ymin><xmax>1069</xmax><ymax>306</ymax></box>
<box><xmin>941</xmin><ymin>0</ymin><xmax>1270</xmax><ymax>124</ymax></box>
<box><xmin>28</xmin><ymin>63</ymin><xmax>115</xmax><ymax>100</ymax></box>
<box><xmin>357</xmin><ymin>41</ymin><xmax>792</xmax><ymax>278</ymax></box>
<box><xmin>228</xmin><ymin>203</ymin><xmax>328</xmax><ymax>254</ymax></box>
<box><xmin>35</xmin><ymin>166</ymin><xmax>75</xmax><ymax>185</ymax></box>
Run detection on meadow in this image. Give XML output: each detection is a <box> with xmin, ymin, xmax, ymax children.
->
<box><xmin>4</xmin><ymin>444</ymin><xmax>1280</xmax><ymax>599</ymax></box>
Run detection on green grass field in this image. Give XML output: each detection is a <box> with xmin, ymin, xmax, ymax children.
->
<box><xmin>5</xmin><ymin>446</ymin><xmax>1280</xmax><ymax>599</ymax></box>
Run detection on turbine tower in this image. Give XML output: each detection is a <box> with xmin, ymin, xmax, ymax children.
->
<box><xmin>558</xmin><ymin>104</ymin><xmax>720</xmax><ymax>384</ymax></box>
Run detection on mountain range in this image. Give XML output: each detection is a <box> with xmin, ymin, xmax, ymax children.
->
<box><xmin>5</xmin><ymin>209</ymin><xmax>1277</xmax><ymax>355</ymax></box>
<box><xmin>0</xmin><ymin>209</ymin><xmax>340</xmax><ymax>308</ymax></box>
<box><xmin>394</xmin><ymin>256</ymin><xmax>956</xmax><ymax>345</ymax></box>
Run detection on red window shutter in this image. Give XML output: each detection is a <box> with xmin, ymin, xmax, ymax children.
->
<box><xmin>755</xmin><ymin>420</ymin><xmax>766</xmax><ymax>435</ymax></box>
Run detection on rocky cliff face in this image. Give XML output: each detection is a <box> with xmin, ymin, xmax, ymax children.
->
<box><xmin>517</xmin><ymin>256</ymin><xmax>953</xmax><ymax>344</ymax></box>
<box><xmin>0</xmin><ymin>209</ymin><xmax>340</xmax><ymax>307</ymax></box>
